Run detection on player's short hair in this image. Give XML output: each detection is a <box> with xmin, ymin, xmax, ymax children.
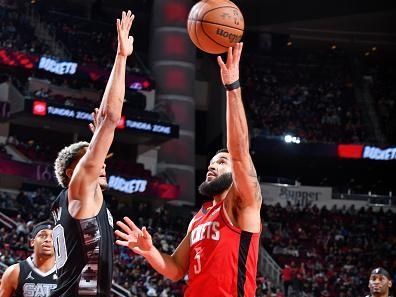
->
<box><xmin>215</xmin><ymin>148</ymin><xmax>229</xmax><ymax>155</ymax></box>
<box><xmin>54</xmin><ymin>141</ymin><xmax>89</xmax><ymax>188</ymax></box>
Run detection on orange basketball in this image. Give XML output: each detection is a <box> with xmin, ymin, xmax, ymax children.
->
<box><xmin>187</xmin><ymin>0</ymin><xmax>244</xmax><ymax>54</ymax></box>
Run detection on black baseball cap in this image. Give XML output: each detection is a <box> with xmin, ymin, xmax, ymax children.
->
<box><xmin>370</xmin><ymin>267</ymin><xmax>391</xmax><ymax>279</ymax></box>
<box><xmin>31</xmin><ymin>221</ymin><xmax>54</xmax><ymax>239</ymax></box>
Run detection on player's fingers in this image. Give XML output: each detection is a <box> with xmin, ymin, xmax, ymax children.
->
<box><xmin>227</xmin><ymin>46</ymin><xmax>233</xmax><ymax>65</ymax></box>
<box><xmin>124</xmin><ymin>217</ymin><xmax>140</xmax><ymax>231</ymax></box>
<box><xmin>235</xmin><ymin>42</ymin><xmax>242</xmax><ymax>65</ymax></box>
<box><xmin>121</xmin><ymin>11</ymin><xmax>126</xmax><ymax>29</ymax></box>
<box><xmin>127</xmin><ymin>15</ymin><xmax>134</xmax><ymax>31</ymax></box>
<box><xmin>115</xmin><ymin>240</ymin><xmax>129</xmax><ymax>247</ymax></box>
<box><xmin>142</xmin><ymin>227</ymin><xmax>151</xmax><ymax>239</ymax></box>
<box><xmin>217</xmin><ymin>56</ymin><xmax>226</xmax><ymax>71</ymax></box>
<box><xmin>114</xmin><ymin>230</ymin><xmax>132</xmax><ymax>241</ymax></box>
<box><xmin>237</xmin><ymin>42</ymin><xmax>243</xmax><ymax>63</ymax></box>
<box><xmin>127</xmin><ymin>10</ymin><xmax>131</xmax><ymax>18</ymax></box>
<box><xmin>89</xmin><ymin>123</ymin><xmax>94</xmax><ymax>133</ymax></box>
<box><xmin>116</xmin><ymin>19</ymin><xmax>121</xmax><ymax>33</ymax></box>
<box><xmin>116</xmin><ymin>221</ymin><xmax>133</xmax><ymax>235</ymax></box>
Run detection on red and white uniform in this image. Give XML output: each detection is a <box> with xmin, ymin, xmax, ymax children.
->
<box><xmin>185</xmin><ymin>200</ymin><xmax>261</xmax><ymax>297</ymax></box>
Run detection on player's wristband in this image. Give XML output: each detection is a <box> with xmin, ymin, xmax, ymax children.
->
<box><xmin>224</xmin><ymin>80</ymin><xmax>240</xmax><ymax>91</ymax></box>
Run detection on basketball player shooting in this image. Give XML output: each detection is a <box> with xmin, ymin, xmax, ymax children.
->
<box><xmin>0</xmin><ymin>222</ymin><xmax>57</xmax><ymax>297</ymax></box>
<box><xmin>116</xmin><ymin>43</ymin><xmax>262</xmax><ymax>297</ymax></box>
<box><xmin>50</xmin><ymin>11</ymin><xmax>134</xmax><ymax>297</ymax></box>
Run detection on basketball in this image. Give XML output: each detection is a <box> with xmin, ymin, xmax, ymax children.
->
<box><xmin>187</xmin><ymin>0</ymin><xmax>244</xmax><ymax>54</ymax></box>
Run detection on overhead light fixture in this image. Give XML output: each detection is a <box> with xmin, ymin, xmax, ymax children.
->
<box><xmin>284</xmin><ymin>135</ymin><xmax>301</xmax><ymax>144</ymax></box>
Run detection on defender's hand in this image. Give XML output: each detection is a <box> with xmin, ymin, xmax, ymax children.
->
<box><xmin>88</xmin><ymin>108</ymin><xmax>100</xmax><ymax>133</ymax></box>
<box><xmin>116</xmin><ymin>10</ymin><xmax>135</xmax><ymax>57</ymax></box>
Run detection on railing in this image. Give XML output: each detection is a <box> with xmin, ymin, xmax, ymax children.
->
<box><xmin>261</xmin><ymin>248</ymin><xmax>282</xmax><ymax>288</ymax></box>
<box><xmin>0</xmin><ymin>211</ymin><xmax>16</xmax><ymax>229</ymax></box>
<box><xmin>333</xmin><ymin>192</ymin><xmax>395</xmax><ymax>207</ymax></box>
<box><xmin>0</xmin><ymin>261</ymin><xmax>8</xmax><ymax>275</ymax></box>
<box><xmin>111</xmin><ymin>281</ymin><xmax>132</xmax><ymax>297</ymax></box>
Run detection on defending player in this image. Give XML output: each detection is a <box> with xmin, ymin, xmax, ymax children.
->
<box><xmin>50</xmin><ymin>11</ymin><xmax>134</xmax><ymax>296</ymax></box>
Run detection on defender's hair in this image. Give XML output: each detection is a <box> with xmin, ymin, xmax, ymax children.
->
<box><xmin>54</xmin><ymin>141</ymin><xmax>89</xmax><ymax>188</ymax></box>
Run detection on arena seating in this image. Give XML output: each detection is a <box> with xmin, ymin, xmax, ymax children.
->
<box><xmin>1</xmin><ymin>188</ymin><xmax>394</xmax><ymax>297</ymax></box>
<box><xmin>242</xmin><ymin>49</ymin><xmax>367</xmax><ymax>144</ymax></box>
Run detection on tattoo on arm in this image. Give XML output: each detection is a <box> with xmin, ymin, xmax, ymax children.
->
<box><xmin>249</xmin><ymin>158</ymin><xmax>262</xmax><ymax>202</ymax></box>
<box><xmin>254</xmin><ymin>182</ymin><xmax>262</xmax><ymax>202</ymax></box>
<box><xmin>248</xmin><ymin>158</ymin><xmax>257</xmax><ymax>178</ymax></box>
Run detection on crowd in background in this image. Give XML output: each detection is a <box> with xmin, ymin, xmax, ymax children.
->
<box><xmin>364</xmin><ymin>58</ymin><xmax>396</xmax><ymax>144</ymax></box>
<box><xmin>0</xmin><ymin>189</ymin><xmax>188</xmax><ymax>297</ymax></box>
<box><xmin>0</xmin><ymin>5</ymin><xmax>52</xmax><ymax>55</ymax></box>
<box><xmin>241</xmin><ymin>50</ymin><xmax>366</xmax><ymax>144</ymax></box>
<box><xmin>261</xmin><ymin>202</ymin><xmax>395</xmax><ymax>297</ymax></box>
<box><xmin>4</xmin><ymin>136</ymin><xmax>153</xmax><ymax>179</ymax></box>
<box><xmin>1</xmin><ymin>2</ymin><xmax>395</xmax><ymax>297</ymax></box>
<box><xmin>3</xmin><ymin>3</ymin><xmax>396</xmax><ymax>145</ymax></box>
<box><xmin>1</xmin><ymin>189</ymin><xmax>395</xmax><ymax>297</ymax></box>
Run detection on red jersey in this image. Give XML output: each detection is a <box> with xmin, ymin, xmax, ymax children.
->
<box><xmin>185</xmin><ymin>200</ymin><xmax>261</xmax><ymax>297</ymax></box>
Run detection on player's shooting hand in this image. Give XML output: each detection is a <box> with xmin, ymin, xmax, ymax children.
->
<box><xmin>116</xmin><ymin>10</ymin><xmax>135</xmax><ymax>57</ymax></box>
<box><xmin>217</xmin><ymin>42</ymin><xmax>243</xmax><ymax>85</ymax></box>
<box><xmin>115</xmin><ymin>217</ymin><xmax>153</xmax><ymax>255</ymax></box>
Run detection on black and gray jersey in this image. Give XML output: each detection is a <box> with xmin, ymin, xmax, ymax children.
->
<box><xmin>50</xmin><ymin>189</ymin><xmax>114</xmax><ymax>297</ymax></box>
<box><xmin>15</xmin><ymin>256</ymin><xmax>57</xmax><ymax>297</ymax></box>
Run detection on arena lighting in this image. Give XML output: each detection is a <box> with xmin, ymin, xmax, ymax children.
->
<box><xmin>284</xmin><ymin>135</ymin><xmax>300</xmax><ymax>144</ymax></box>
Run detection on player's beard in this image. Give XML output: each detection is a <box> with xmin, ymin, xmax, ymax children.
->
<box><xmin>198</xmin><ymin>172</ymin><xmax>233</xmax><ymax>197</ymax></box>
